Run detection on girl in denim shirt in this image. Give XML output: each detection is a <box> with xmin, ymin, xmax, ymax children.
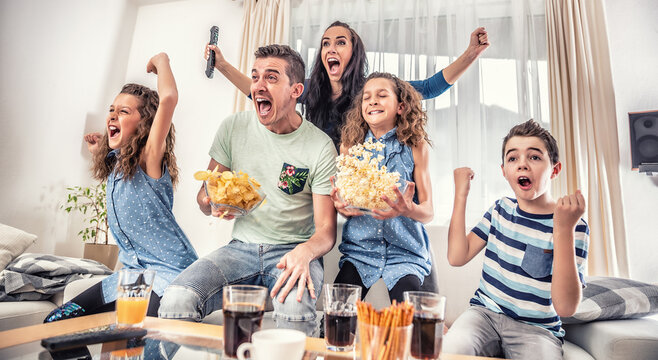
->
<box><xmin>45</xmin><ymin>53</ymin><xmax>197</xmax><ymax>322</ymax></box>
<box><xmin>330</xmin><ymin>72</ymin><xmax>434</xmax><ymax>302</ymax></box>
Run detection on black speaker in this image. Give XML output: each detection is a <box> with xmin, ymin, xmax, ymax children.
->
<box><xmin>629</xmin><ymin>110</ymin><xmax>658</xmax><ymax>170</ymax></box>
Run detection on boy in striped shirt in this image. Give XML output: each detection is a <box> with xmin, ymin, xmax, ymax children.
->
<box><xmin>443</xmin><ymin>119</ymin><xmax>589</xmax><ymax>359</ymax></box>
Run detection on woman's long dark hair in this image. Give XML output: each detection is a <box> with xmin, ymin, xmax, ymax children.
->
<box><xmin>303</xmin><ymin>21</ymin><xmax>368</xmax><ymax>146</ymax></box>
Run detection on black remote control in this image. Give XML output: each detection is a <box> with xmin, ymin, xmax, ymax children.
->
<box><xmin>206</xmin><ymin>26</ymin><xmax>219</xmax><ymax>79</ymax></box>
<box><xmin>41</xmin><ymin>327</ymin><xmax>147</xmax><ymax>351</ymax></box>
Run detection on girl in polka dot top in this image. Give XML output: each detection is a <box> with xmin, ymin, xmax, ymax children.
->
<box><xmin>44</xmin><ymin>52</ymin><xmax>198</xmax><ymax>323</ymax></box>
<box><xmin>330</xmin><ymin>72</ymin><xmax>434</xmax><ymax>302</ymax></box>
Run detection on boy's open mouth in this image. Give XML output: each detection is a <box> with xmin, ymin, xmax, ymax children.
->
<box><xmin>256</xmin><ymin>97</ymin><xmax>272</xmax><ymax>116</ymax></box>
<box><xmin>518</xmin><ymin>176</ymin><xmax>532</xmax><ymax>190</ymax></box>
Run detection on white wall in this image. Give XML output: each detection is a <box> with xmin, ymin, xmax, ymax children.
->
<box><xmin>0</xmin><ymin>0</ymin><xmax>243</xmax><ymax>258</ymax></box>
<box><xmin>604</xmin><ymin>0</ymin><xmax>658</xmax><ymax>283</ymax></box>
<box><xmin>0</xmin><ymin>0</ymin><xmax>138</xmax><ymax>257</ymax></box>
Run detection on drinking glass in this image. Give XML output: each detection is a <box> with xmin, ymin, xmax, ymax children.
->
<box><xmin>116</xmin><ymin>269</ymin><xmax>155</xmax><ymax>328</ymax></box>
<box><xmin>222</xmin><ymin>285</ymin><xmax>268</xmax><ymax>358</ymax></box>
<box><xmin>323</xmin><ymin>283</ymin><xmax>361</xmax><ymax>351</ymax></box>
<box><xmin>403</xmin><ymin>291</ymin><xmax>447</xmax><ymax>360</ymax></box>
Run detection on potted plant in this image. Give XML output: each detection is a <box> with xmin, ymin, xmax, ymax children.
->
<box><xmin>63</xmin><ymin>182</ymin><xmax>118</xmax><ymax>269</ymax></box>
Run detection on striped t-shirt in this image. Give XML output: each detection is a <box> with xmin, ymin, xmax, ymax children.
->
<box><xmin>470</xmin><ymin>197</ymin><xmax>589</xmax><ymax>338</ymax></box>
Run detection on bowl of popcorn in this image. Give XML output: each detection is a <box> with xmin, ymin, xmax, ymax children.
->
<box><xmin>195</xmin><ymin>167</ymin><xmax>266</xmax><ymax>218</ymax></box>
<box><xmin>334</xmin><ymin>139</ymin><xmax>407</xmax><ymax>216</ymax></box>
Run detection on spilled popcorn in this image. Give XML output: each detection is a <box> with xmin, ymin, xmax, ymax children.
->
<box><xmin>335</xmin><ymin>139</ymin><xmax>401</xmax><ymax>210</ymax></box>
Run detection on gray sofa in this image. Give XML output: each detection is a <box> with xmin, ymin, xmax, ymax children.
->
<box><xmin>0</xmin><ymin>275</ymin><xmax>108</xmax><ymax>332</ymax></box>
<box><xmin>0</xmin><ymin>293</ymin><xmax>62</xmax><ymax>332</ymax></box>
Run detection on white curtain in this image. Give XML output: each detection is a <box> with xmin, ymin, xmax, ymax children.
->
<box><xmin>546</xmin><ymin>0</ymin><xmax>629</xmax><ymax>277</ymax></box>
<box><xmin>234</xmin><ymin>0</ymin><xmax>291</xmax><ymax>112</ymax></box>
<box><xmin>291</xmin><ymin>0</ymin><xmax>548</xmax><ymax>225</ymax></box>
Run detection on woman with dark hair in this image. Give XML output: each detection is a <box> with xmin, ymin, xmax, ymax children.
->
<box><xmin>206</xmin><ymin>21</ymin><xmax>489</xmax><ymax>147</ymax></box>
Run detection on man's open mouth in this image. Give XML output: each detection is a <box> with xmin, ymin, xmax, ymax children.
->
<box><xmin>256</xmin><ymin>97</ymin><xmax>272</xmax><ymax>116</ymax></box>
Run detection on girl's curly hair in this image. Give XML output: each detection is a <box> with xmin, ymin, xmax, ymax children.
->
<box><xmin>340</xmin><ymin>72</ymin><xmax>430</xmax><ymax>149</ymax></box>
<box><xmin>90</xmin><ymin>83</ymin><xmax>179</xmax><ymax>187</ymax></box>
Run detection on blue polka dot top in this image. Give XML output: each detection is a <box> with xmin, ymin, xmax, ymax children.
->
<box><xmin>338</xmin><ymin>128</ymin><xmax>432</xmax><ymax>290</ymax></box>
<box><xmin>101</xmin><ymin>150</ymin><xmax>198</xmax><ymax>302</ymax></box>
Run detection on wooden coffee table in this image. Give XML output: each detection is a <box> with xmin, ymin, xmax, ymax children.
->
<box><xmin>0</xmin><ymin>312</ymin><xmax>500</xmax><ymax>359</ymax></box>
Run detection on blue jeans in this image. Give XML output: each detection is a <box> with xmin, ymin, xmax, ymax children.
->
<box><xmin>443</xmin><ymin>306</ymin><xmax>564</xmax><ymax>360</ymax></box>
<box><xmin>158</xmin><ymin>240</ymin><xmax>323</xmax><ymax>334</ymax></box>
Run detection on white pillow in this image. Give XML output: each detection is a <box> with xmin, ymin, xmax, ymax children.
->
<box><xmin>0</xmin><ymin>223</ymin><xmax>38</xmax><ymax>270</ymax></box>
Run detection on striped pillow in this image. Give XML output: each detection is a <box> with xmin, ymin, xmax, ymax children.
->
<box><xmin>562</xmin><ymin>276</ymin><xmax>658</xmax><ymax>324</ymax></box>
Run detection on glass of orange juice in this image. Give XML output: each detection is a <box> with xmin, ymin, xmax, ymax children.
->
<box><xmin>116</xmin><ymin>269</ymin><xmax>155</xmax><ymax>327</ymax></box>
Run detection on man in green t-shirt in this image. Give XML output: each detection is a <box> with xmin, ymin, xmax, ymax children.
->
<box><xmin>159</xmin><ymin>45</ymin><xmax>337</xmax><ymax>333</ymax></box>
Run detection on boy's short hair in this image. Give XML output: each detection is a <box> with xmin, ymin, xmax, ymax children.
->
<box><xmin>254</xmin><ymin>44</ymin><xmax>305</xmax><ymax>85</ymax></box>
<box><xmin>502</xmin><ymin>119</ymin><xmax>559</xmax><ymax>165</ymax></box>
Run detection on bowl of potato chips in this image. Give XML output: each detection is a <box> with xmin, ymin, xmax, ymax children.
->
<box><xmin>334</xmin><ymin>139</ymin><xmax>408</xmax><ymax>216</ymax></box>
<box><xmin>195</xmin><ymin>167</ymin><xmax>266</xmax><ymax>218</ymax></box>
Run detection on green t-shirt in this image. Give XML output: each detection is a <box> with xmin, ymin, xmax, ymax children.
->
<box><xmin>209</xmin><ymin>111</ymin><xmax>337</xmax><ymax>245</ymax></box>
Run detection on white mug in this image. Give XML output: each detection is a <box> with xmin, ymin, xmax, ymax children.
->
<box><xmin>236</xmin><ymin>328</ymin><xmax>306</xmax><ymax>360</ymax></box>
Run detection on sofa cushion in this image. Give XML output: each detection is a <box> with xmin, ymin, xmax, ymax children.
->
<box><xmin>563</xmin><ymin>340</ymin><xmax>595</xmax><ymax>360</ymax></box>
<box><xmin>563</xmin><ymin>276</ymin><xmax>658</xmax><ymax>324</ymax></box>
<box><xmin>563</xmin><ymin>318</ymin><xmax>658</xmax><ymax>360</ymax></box>
<box><xmin>0</xmin><ymin>223</ymin><xmax>37</xmax><ymax>270</ymax></box>
<box><xmin>0</xmin><ymin>300</ymin><xmax>57</xmax><ymax>332</ymax></box>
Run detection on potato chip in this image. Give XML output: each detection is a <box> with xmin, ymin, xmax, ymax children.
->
<box><xmin>195</xmin><ymin>168</ymin><xmax>264</xmax><ymax>212</ymax></box>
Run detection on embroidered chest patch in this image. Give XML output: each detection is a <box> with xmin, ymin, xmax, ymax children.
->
<box><xmin>278</xmin><ymin>163</ymin><xmax>308</xmax><ymax>195</ymax></box>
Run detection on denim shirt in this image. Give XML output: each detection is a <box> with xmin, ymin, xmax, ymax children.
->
<box><xmin>101</xmin><ymin>150</ymin><xmax>198</xmax><ymax>302</ymax></box>
<box><xmin>338</xmin><ymin>129</ymin><xmax>431</xmax><ymax>290</ymax></box>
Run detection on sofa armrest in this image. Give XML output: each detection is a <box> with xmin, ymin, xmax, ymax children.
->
<box><xmin>63</xmin><ymin>276</ymin><xmax>107</xmax><ymax>303</ymax></box>
<box><xmin>563</xmin><ymin>318</ymin><xmax>658</xmax><ymax>360</ymax></box>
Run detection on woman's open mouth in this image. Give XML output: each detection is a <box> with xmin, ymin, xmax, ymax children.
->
<box><xmin>327</xmin><ymin>57</ymin><xmax>341</xmax><ymax>75</ymax></box>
